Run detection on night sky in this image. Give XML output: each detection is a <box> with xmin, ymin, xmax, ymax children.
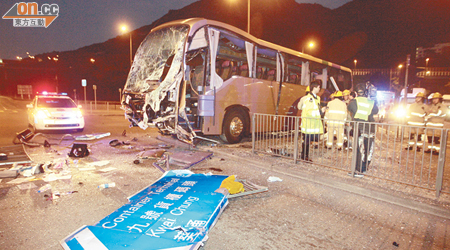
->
<box><xmin>0</xmin><ymin>0</ymin><xmax>352</xmax><ymax>60</ymax></box>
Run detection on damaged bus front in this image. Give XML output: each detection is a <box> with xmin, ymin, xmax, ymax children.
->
<box><xmin>122</xmin><ymin>22</ymin><xmax>193</xmax><ymax>143</ymax></box>
<box><xmin>122</xmin><ymin>18</ymin><xmax>353</xmax><ymax>145</ymax></box>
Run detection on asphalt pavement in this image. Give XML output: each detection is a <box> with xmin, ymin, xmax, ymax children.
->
<box><xmin>0</xmin><ymin>97</ymin><xmax>450</xmax><ymax>249</ymax></box>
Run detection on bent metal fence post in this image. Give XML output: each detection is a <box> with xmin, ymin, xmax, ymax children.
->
<box><xmin>252</xmin><ymin>113</ymin><xmax>449</xmax><ymax>197</ymax></box>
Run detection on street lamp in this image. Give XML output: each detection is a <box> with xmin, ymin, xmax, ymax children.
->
<box><xmin>231</xmin><ymin>0</ymin><xmax>251</xmax><ymax>33</ymax></box>
<box><xmin>302</xmin><ymin>42</ymin><xmax>314</xmax><ymax>53</ymax></box>
<box><xmin>120</xmin><ymin>25</ymin><xmax>133</xmax><ymax>66</ymax></box>
<box><xmin>354</xmin><ymin>59</ymin><xmax>357</xmax><ymax>69</ymax></box>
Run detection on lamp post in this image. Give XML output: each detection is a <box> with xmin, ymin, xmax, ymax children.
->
<box><xmin>403</xmin><ymin>55</ymin><xmax>410</xmax><ymax>108</ymax></box>
<box><xmin>247</xmin><ymin>0</ymin><xmax>250</xmax><ymax>34</ymax></box>
<box><xmin>120</xmin><ymin>25</ymin><xmax>132</xmax><ymax>66</ymax></box>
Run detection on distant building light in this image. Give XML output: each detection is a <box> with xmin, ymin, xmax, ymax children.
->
<box><xmin>0</xmin><ymin>59</ymin><xmax>3</xmax><ymax>64</ymax></box>
<box><xmin>53</xmin><ymin>57</ymin><xmax>58</xmax><ymax>62</ymax></box>
<box><xmin>90</xmin><ymin>58</ymin><xmax>95</xmax><ymax>63</ymax></box>
<box><xmin>16</xmin><ymin>56</ymin><xmax>22</xmax><ymax>60</ymax></box>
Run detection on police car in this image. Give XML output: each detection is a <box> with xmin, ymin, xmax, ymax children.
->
<box><xmin>27</xmin><ymin>92</ymin><xmax>85</xmax><ymax>132</ymax></box>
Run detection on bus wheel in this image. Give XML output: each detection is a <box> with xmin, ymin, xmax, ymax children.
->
<box><xmin>221</xmin><ymin>110</ymin><xmax>246</xmax><ymax>144</ymax></box>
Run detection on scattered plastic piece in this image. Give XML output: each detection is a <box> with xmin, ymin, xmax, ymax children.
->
<box><xmin>75</xmin><ymin>132</ymin><xmax>111</xmax><ymax>141</ymax></box>
<box><xmin>220</xmin><ymin>175</ymin><xmax>244</xmax><ymax>194</ymax></box>
<box><xmin>98</xmin><ymin>167</ymin><xmax>117</xmax><ymax>173</ymax></box>
<box><xmin>38</xmin><ymin>184</ymin><xmax>52</xmax><ymax>193</ymax></box>
<box><xmin>78</xmin><ymin>167</ymin><xmax>96</xmax><ymax>171</ymax></box>
<box><xmin>98</xmin><ymin>183</ymin><xmax>115</xmax><ymax>189</ymax></box>
<box><xmin>88</xmin><ymin>160</ymin><xmax>110</xmax><ymax>167</ymax></box>
<box><xmin>393</xmin><ymin>242</ymin><xmax>399</xmax><ymax>247</ymax></box>
<box><xmin>267</xmin><ymin>176</ymin><xmax>283</xmax><ymax>182</ymax></box>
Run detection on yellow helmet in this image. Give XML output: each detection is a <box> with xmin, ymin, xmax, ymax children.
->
<box><xmin>334</xmin><ymin>91</ymin><xmax>343</xmax><ymax>97</ymax></box>
<box><xmin>306</xmin><ymin>86</ymin><xmax>310</xmax><ymax>92</ymax></box>
<box><xmin>432</xmin><ymin>92</ymin><xmax>443</xmax><ymax>99</ymax></box>
<box><xmin>343</xmin><ymin>89</ymin><xmax>350</xmax><ymax>96</ymax></box>
<box><xmin>416</xmin><ymin>92</ymin><xmax>425</xmax><ymax>98</ymax></box>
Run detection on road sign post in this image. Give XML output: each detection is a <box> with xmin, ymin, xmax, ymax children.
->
<box><xmin>73</xmin><ymin>89</ymin><xmax>77</xmax><ymax>104</ymax></box>
<box><xmin>93</xmin><ymin>85</ymin><xmax>97</xmax><ymax>110</ymax></box>
<box><xmin>82</xmin><ymin>79</ymin><xmax>87</xmax><ymax>106</ymax></box>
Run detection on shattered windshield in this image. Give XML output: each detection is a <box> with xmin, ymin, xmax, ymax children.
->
<box><xmin>124</xmin><ymin>25</ymin><xmax>189</xmax><ymax>93</ymax></box>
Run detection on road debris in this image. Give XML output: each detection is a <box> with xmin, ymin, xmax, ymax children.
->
<box><xmin>61</xmin><ymin>170</ymin><xmax>229</xmax><ymax>250</ymax></box>
<box><xmin>75</xmin><ymin>132</ymin><xmax>111</xmax><ymax>141</ymax></box>
<box><xmin>267</xmin><ymin>176</ymin><xmax>283</xmax><ymax>182</ymax></box>
<box><xmin>68</xmin><ymin>143</ymin><xmax>89</xmax><ymax>157</ymax></box>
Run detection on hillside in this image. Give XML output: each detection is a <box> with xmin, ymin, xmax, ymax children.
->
<box><xmin>2</xmin><ymin>0</ymin><xmax>450</xmax><ymax>100</ymax></box>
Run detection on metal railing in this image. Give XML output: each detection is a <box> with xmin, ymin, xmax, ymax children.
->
<box><xmin>252</xmin><ymin>113</ymin><xmax>449</xmax><ymax>197</ymax></box>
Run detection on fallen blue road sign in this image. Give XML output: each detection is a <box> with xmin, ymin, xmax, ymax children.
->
<box><xmin>61</xmin><ymin>170</ymin><xmax>229</xmax><ymax>250</ymax></box>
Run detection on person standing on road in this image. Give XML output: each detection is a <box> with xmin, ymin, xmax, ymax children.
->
<box><xmin>348</xmin><ymin>83</ymin><xmax>378</xmax><ymax>176</ymax></box>
<box><xmin>343</xmin><ymin>89</ymin><xmax>351</xmax><ymax>105</ymax></box>
<box><xmin>343</xmin><ymin>90</ymin><xmax>355</xmax><ymax>150</ymax></box>
<box><xmin>405</xmin><ymin>92</ymin><xmax>427</xmax><ymax>151</ymax></box>
<box><xmin>424</xmin><ymin>92</ymin><xmax>448</xmax><ymax>155</ymax></box>
<box><xmin>324</xmin><ymin>91</ymin><xmax>347</xmax><ymax>150</ymax></box>
<box><xmin>298</xmin><ymin>81</ymin><xmax>324</xmax><ymax>162</ymax></box>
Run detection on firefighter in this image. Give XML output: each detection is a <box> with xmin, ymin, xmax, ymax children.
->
<box><xmin>343</xmin><ymin>89</ymin><xmax>353</xmax><ymax>149</ymax></box>
<box><xmin>348</xmin><ymin>83</ymin><xmax>378</xmax><ymax>176</ymax></box>
<box><xmin>343</xmin><ymin>89</ymin><xmax>351</xmax><ymax>104</ymax></box>
<box><xmin>324</xmin><ymin>91</ymin><xmax>347</xmax><ymax>149</ymax></box>
<box><xmin>298</xmin><ymin>81</ymin><xmax>324</xmax><ymax>162</ymax></box>
<box><xmin>405</xmin><ymin>92</ymin><xmax>427</xmax><ymax>151</ymax></box>
<box><xmin>424</xmin><ymin>92</ymin><xmax>448</xmax><ymax>155</ymax></box>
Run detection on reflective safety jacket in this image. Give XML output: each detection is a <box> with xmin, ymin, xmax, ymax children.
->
<box><xmin>426</xmin><ymin>103</ymin><xmax>447</xmax><ymax>128</ymax></box>
<box><xmin>298</xmin><ymin>93</ymin><xmax>324</xmax><ymax>134</ymax></box>
<box><xmin>406</xmin><ymin>102</ymin><xmax>426</xmax><ymax>126</ymax></box>
<box><xmin>325</xmin><ymin>99</ymin><xmax>347</xmax><ymax>125</ymax></box>
<box><xmin>353</xmin><ymin>97</ymin><xmax>374</xmax><ymax>121</ymax></box>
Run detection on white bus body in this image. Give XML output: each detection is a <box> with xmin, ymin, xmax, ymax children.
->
<box><xmin>122</xmin><ymin>18</ymin><xmax>352</xmax><ymax>144</ymax></box>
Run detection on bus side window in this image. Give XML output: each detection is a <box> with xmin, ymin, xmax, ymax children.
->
<box><xmin>220</xmin><ymin>60</ymin><xmax>231</xmax><ymax>80</ymax></box>
<box><xmin>267</xmin><ymin>69</ymin><xmax>275</xmax><ymax>81</ymax></box>
<box><xmin>256</xmin><ymin>67</ymin><xmax>264</xmax><ymax>79</ymax></box>
<box><xmin>231</xmin><ymin>62</ymin><xmax>239</xmax><ymax>77</ymax></box>
<box><xmin>240</xmin><ymin>64</ymin><xmax>249</xmax><ymax>77</ymax></box>
<box><xmin>289</xmin><ymin>74</ymin><xmax>298</xmax><ymax>84</ymax></box>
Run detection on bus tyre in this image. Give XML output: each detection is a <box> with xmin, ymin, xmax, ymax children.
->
<box><xmin>221</xmin><ymin>110</ymin><xmax>246</xmax><ymax>144</ymax></box>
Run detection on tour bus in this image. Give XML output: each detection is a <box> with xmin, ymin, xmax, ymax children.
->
<box><xmin>122</xmin><ymin>18</ymin><xmax>352</xmax><ymax>144</ymax></box>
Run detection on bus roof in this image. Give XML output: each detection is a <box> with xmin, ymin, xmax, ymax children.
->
<box><xmin>151</xmin><ymin>18</ymin><xmax>352</xmax><ymax>73</ymax></box>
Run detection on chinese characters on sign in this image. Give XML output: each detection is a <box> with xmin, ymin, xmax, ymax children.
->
<box><xmin>61</xmin><ymin>170</ymin><xmax>230</xmax><ymax>250</ymax></box>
